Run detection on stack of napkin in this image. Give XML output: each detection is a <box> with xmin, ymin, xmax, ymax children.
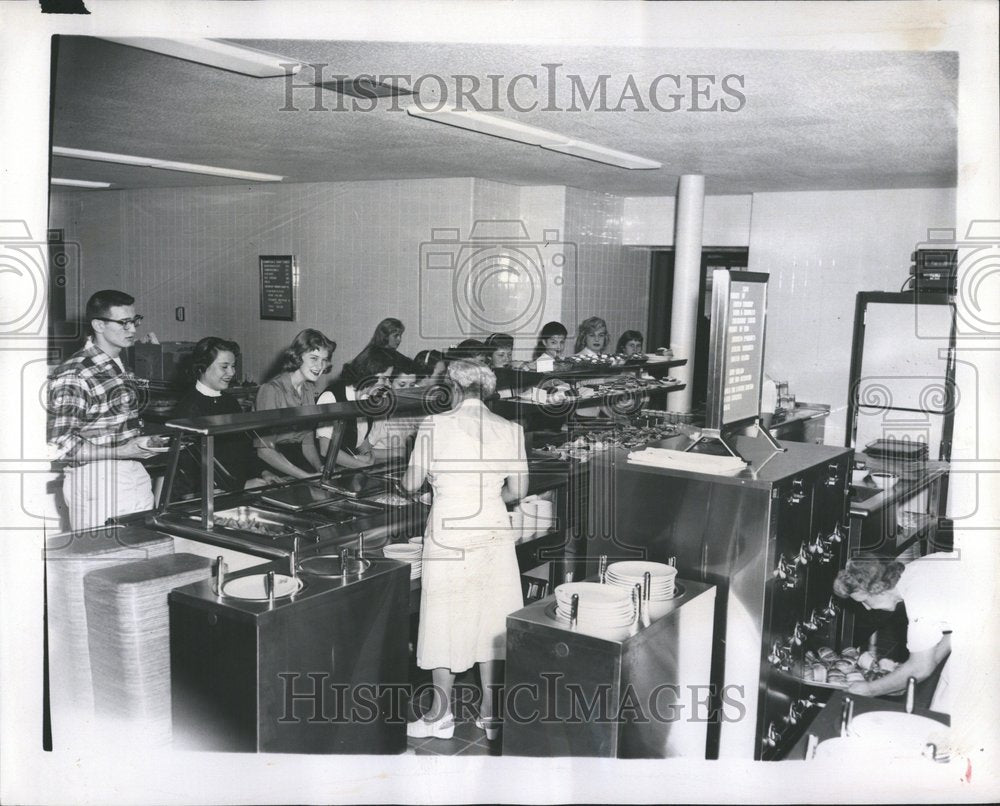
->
<box><xmin>627</xmin><ymin>447</ymin><xmax>746</xmax><ymax>475</ymax></box>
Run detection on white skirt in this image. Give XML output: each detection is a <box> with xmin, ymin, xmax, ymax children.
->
<box><xmin>416</xmin><ymin>522</ymin><xmax>523</xmax><ymax>673</ymax></box>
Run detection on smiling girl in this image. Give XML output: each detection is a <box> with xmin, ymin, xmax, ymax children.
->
<box><xmin>255</xmin><ymin>328</ymin><xmax>336</xmax><ymax>478</ymax></box>
<box><xmin>174</xmin><ymin>337</ymin><xmax>267</xmax><ymax>491</ymax></box>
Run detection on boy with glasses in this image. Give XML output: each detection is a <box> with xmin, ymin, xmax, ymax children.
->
<box><xmin>48</xmin><ymin>290</ymin><xmax>156</xmax><ymax>530</ymax></box>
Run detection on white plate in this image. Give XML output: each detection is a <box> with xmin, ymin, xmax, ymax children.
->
<box><xmin>848</xmin><ymin>712</ymin><xmax>948</xmax><ymax>753</ymax></box>
<box><xmin>222</xmin><ymin>574</ymin><xmax>303</xmax><ymax>600</ymax></box>
<box><xmin>137</xmin><ymin>435</ymin><xmax>171</xmax><ymax>452</ymax></box>
<box><xmin>606</xmin><ymin>574</ymin><xmax>674</xmax><ymax>590</ymax></box>
<box><xmin>555</xmin><ymin>581</ymin><xmax>631</xmax><ymax>602</ymax></box>
<box><xmin>607</xmin><ymin>561</ymin><xmax>678</xmax><ymax>580</ymax></box>
<box><xmin>383</xmin><ymin>544</ymin><xmax>422</xmax><ymax>556</ymax></box>
<box><xmin>555</xmin><ymin>608</ymin><xmax>632</xmax><ymax>619</ymax></box>
<box><xmin>812</xmin><ymin>737</ymin><xmax>870</xmax><ymax>761</ymax></box>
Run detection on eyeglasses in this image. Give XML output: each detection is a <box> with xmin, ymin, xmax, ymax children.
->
<box><xmin>95</xmin><ymin>315</ymin><xmax>144</xmax><ymax>329</ymax></box>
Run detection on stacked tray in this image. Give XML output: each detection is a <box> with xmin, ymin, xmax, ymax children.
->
<box><xmin>46</xmin><ymin>527</ymin><xmax>174</xmax><ymax>724</ymax></box>
<box><xmin>83</xmin><ymin>553</ymin><xmax>213</xmax><ymax>746</ymax></box>
<box><xmin>383</xmin><ymin>542</ymin><xmax>422</xmax><ymax>579</ymax></box>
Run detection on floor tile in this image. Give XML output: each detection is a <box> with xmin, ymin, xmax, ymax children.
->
<box><xmin>413</xmin><ymin>736</ymin><xmax>474</xmax><ymax>755</ymax></box>
<box><xmin>451</xmin><ymin>719</ymin><xmax>485</xmax><ymax>744</ymax></box>
<box><xmin>456</xmin><ymin>740</ymin><xmax>491</xmax><ymax>756</ymax></box>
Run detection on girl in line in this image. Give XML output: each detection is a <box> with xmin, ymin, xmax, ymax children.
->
<box><xmin>574</xmin><ymin>316</ymin><xmax>610</xmax><ymax>357</ymax></box>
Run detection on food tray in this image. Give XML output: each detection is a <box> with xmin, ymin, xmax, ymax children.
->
<box><xmin>794</xmin><ymin>646</ymin><xmax>900</xmax><ymax>690</ymax></box>
<box><xmin>797</xmin><ymin>677</ymin><xmax>852</xmax><ymax>691</ymax></box>
<box><xmin>209</xmin><ymin>505</ymin><xmax>304</xmax><ymax>538</ymax></box>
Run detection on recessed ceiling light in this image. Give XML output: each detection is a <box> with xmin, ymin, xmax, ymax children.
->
<box><xmin>51</xmin><ymin>178</ymin><xmax>112</xmax><ymax>189</ymax></box>
<box><xmin>407</xmin><ymin>106</ymin><xmax>660</xmax><ymax>170</ymax></box>
<box><xmin>100</xmin><ymin>37</ymin><xmax>302</xmax><ymax>78</ymax></box>
<box><xmin>52</xmin><ymin>146</ymin><xmax>284</xmax><ymax>182</ymax></box>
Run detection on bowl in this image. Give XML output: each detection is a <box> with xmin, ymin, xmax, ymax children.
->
<box><xmin>870</xmin><ymin>472</ymin><xmax>898</xmax><ymax>490</ymax></box>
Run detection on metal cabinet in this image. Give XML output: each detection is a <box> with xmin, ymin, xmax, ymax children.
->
<box><xmin>504</xmin><ymin>579</ymin><xmax>716</xmax><ymax>758</ymax></box>
<box><xmin>169</xmin><ymin>557</ymin><xmax>411</xmax><ymax>754</ymax></box>
<box><xmin>586</xmin><ymin>436</ymin><xmax>850</xmax><ymax>759</ymax></box>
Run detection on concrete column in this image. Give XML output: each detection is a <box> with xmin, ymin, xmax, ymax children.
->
<box><xmin>668</xmin><ymin>175</ymin><xmax>705</xmax><ymax>412</ymax></box>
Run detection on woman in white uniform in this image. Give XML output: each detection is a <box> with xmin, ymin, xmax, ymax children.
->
<box><xmin>833</xmin><ymin>552</ymin><xmax>957</xmax><ymax>713</ymax></box>
<box><xmin>402</xmin><ymin>360</ymin><xmax>529</xmax><ymax>740</ymax></box>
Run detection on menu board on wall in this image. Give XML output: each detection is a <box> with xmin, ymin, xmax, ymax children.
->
<box><xmin>259</xmin><ymin>255</ymin><xmax>296</xmax><ymax>321</ymax></box>
<box><xmin>705</xmin><ymin>270</ymin><xmax>770</xmax><ymax>431</ymax></box>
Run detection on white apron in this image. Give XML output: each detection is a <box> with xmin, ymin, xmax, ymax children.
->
<box><xmin>412</xmin><ymin>400</ymin><xmax>528</xmax><ymax>672</ymax></box>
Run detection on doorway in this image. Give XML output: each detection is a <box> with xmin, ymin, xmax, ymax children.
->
<box><xmin>646</xmin><ymin>247</ymin><xmax>750</xmax><ymax>413</ymax></box>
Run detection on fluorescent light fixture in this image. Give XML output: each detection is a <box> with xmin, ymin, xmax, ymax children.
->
<box><xmin>318</xmin><ymin>78</ymin><xmax>415</xmax><ymax>99</ymax></box>
<box><xmin>542</xmin><ymin>141</ymin><xmax>662</xmax><ymax>170</ymax></box>
<box><xmin>53</xmin><ymin>146</ymin><xmax>284</xmax><ymax>183</ymax></box>
<box><xmin>407</xmin><ymin>106</ymin><xmax>660</xmax><ymax>170</ymax></box>
<box><xmin>51</xmin><ymin>178</ymin><xmax>112</xmax><ymax>189</ymax></box>
<box><xmin>100</xmin><ymin>38</ymin><xmax>302</xmax><ymax>78</ymax></box>
<box><xmin>407</xmin><ymin>107</ymin><xmax>573</xmax><ymax>147</ymax></box>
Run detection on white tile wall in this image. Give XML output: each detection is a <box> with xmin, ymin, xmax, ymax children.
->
<box><xmin>623</xmin><ymin>195</ymin><xmax>753</xmax><ymax>247</ymax></box>
<box><xmin>51</xmin><ymin>178</ymin><xmax>476</xmax><ymax>381</ymax></box>
<box><xmin>564</xmin><ymin>187</ymin><xmax>651</xmax><ymax>352</ymax></box>
<box><xmin>748</xmin><ymin>187</ymin><xmax>956</xmax><ymax>444</ymax></box>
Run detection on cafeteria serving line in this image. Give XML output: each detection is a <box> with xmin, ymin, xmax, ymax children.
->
<box><xmin>40</xmin><ymin>34</ymin><xmax>968</xmax><ymax>764</ymax></box>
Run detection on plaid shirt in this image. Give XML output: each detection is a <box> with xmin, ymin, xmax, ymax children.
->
<box><xmin>47</xmin><ymin>340</ymin><xmax>144</xmax><ymax>462</ymax></box>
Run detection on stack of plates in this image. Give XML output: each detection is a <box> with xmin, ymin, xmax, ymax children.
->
<box><xmin>83</xmin><ymin>553</ymin><xmax>213</xmax><ymax>746</ymax></box>
<box><xmin>383</xmin><ymin>542</ymin><xmax>423</xmax><ymax>579</ymax></box>
<box><xmin>606</xmin><ymin>561</ymin><xmax>678</xmax><ymax>620</ymax></box>
<box><xmin>553</xmin><ymin>581</ymin><xmax>634</xmax><ymax>638</ymax></box>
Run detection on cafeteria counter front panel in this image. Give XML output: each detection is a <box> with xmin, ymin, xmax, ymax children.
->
<box><xmin>503</xmin><ymin>578</ymin><xmax>716</xmax><ymax>758</ymax></box>
<box><xmin>169</xmin><ymin>557</ymin><xmax>410</xmax><ymax>754</ymax></box>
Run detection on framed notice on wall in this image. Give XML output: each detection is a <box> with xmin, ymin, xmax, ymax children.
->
<box><xmin>259</xmin><ymin>255</ymin><xmax>296</xmax><ymax>321</ymax></box>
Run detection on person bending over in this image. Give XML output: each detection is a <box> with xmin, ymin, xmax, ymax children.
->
<box><xmin>833</xmin><ymin>552</ymin><xmax>957</xmax><ymax>713</ymax></box>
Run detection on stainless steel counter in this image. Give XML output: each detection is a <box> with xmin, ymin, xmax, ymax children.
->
<box><xmin>587</xmin><ymin>435</ymin><xmax>852</xmax><ymax>759</ymax></box>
